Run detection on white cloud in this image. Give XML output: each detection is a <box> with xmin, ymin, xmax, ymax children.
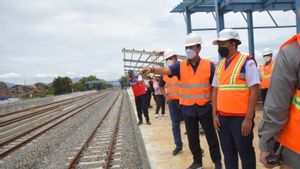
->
<box><xmin>0</xmin><ymin>72</ymin><xmax>20</xmax><ymax>79</ymax></box>
<box><xmin>35</xmin><ymin>73</ymin><xmax>60</xmax><ymax>78</ymax></box>
<box><xmin>0</xmin><ymin>0</ymin><xmax>297</xmax><ymax>84</ymax></box>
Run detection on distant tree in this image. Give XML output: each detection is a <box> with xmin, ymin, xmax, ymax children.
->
<box><xmin>79</xmin><ymin>75</ymin><xmax>98</xmax><ymax>85</ymax></box>
<box><xmin>52</xmin><ymin>76</ymin><xmax>72</xmax><ymax>95</ymax></box>
<box><xmin>73</xmin><ymin>82</ymin><xmax>84</xmax><ymax>92</ymax></box>
<box><xmin>119</xmin><ymin>76</ymin><xmax>129</xmax><ymax>88</ymax></box>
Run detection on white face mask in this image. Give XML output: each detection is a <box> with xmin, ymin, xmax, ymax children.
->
<box><xmin>185</xmin><ymin>49</ymin><xmax>196</xmax><ymax>60</ymax></box>
<box><xmin>264</xmin><ymin>56</ymin><xmax>271</xmax><ymax>63</ymax></box>
<box><xmin>166</xmin><ymin>60</ymin><xmax>175</xmax><ymax>67</ymax></box>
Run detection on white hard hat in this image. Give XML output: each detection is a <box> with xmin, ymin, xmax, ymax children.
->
<box><xmin>164</xmin><ymin>49</ymin><xmax>176</xmax><ymax>60</ymax></box>
<box><xmin>261</xmin><ymin>48</ymin><xmax>273</xmax><ymax>56</ymax></box>
<box><xmin>184</xmin><ymin>33</ymin><xmax>203</xmax><ymax>47</ymax></box>
<box><xmin>213</xmin><ymin>29</ymin><xmax>241</xmax><ymax>45</ymax></box>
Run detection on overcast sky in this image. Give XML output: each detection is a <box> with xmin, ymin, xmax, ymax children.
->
<box><xmin>0</xmin><ymin>0</ymin><xmax>296</xmax><ymax>85</ymax></box>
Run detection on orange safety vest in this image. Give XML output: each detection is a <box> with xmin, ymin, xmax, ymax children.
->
<box><xmin>278</xmin><ymin>89</ymin><xmax>300</xmax><ymax>153</ymax></box>
<box><xmin>179</xmin><ymin>59</ymin><xmax>212</xmax><ymax>106</ymax></box>
<box><xmin>163</xmin><ymin>75</ymin><xmax>179</xmax><ymax>100</ymax></box>
<box><xmin>216</xmin><ymin>52</ymin><xmax>252</xmax><ymax>116</ymax></box>
<box><xmin>260</xmin><ymin>60</ymin><xmax>275</xmax><ymax>89</ymax></box>
<box><xmin>277</xmin><ymin>34</ymin><xmax>300</xmax><ymax>154</ymax></box>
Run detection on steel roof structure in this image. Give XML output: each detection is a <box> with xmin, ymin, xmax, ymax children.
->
<box><xmin>122</xmin><ymin>48</ymin><xmax>185</xmax><ymax>75</ymax></box>
<box><xmin>171</xmin><ymin>0</ymin><xmax>299</xmax><ymax>57</ymax></box>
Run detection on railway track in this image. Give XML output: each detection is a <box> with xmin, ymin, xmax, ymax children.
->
<box><xmin>0</xmin><ymin>91</ymin><xmax>112</xmax><ymax>159</ymax></box>
<box><xmin>0</xmin><ymin>91</ymin><xmax>105</xmax><ymax>126</ymax></box>
<box><xmin>67</xmin><ymin>91</ymin><xmax>123</xmax><ymax>169</ymax></box>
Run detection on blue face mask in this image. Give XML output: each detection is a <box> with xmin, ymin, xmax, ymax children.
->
<box><xmin>185</xmin><ymin>49</ymin><xmax>196</xmax><ymax>59</ymax></box>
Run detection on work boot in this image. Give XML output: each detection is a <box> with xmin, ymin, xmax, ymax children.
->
<box><xmin>186</xmin><ymin>161</ymin><xmax>202</xmax><ymax>169</ymax></box>
<box><xmin>146</xmin><ymin>121</ymin><xmax>151</xmax><ymax>125</ymax></box>
<box><xmin>172</xmin><ymin>148</ymin><xmax>182</xmax><ymax>156</ymax></box>
<box><xmin>137</xmin><ymin>121</ymin><xmax>143</xmax><ymax>125</ymax></box>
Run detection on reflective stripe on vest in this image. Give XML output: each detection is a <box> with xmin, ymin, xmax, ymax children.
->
<box><xmin>260</xmin><ymin>60</ymin><xmax>275</xmax><ymax>89</ymax></box>
<box><xmin>179</xmin><ymin>93</ymin><xmax>211</xmax><ymax>99</ymax></box>
<box><xmin>163</xmin><ymin>75</ymin><xmax>179</xmax><ymax>100</ymax></box>
<box><xmin>179</xmin><ymin>84</ymin><xmax>210</xmax><ymax>88</ymax></box>
<box><xmin>216</xmin><ymin>53</ymin><xmax>250</xmax><ymax>115</ymax></box>
<box><xmin>278</xmin><ymin>89</ymin><xmax>300</xmax><ymax>154</ymax></box>
<box><xmin>179</xmin><ymin>59</ymin><xmax>212</xmax><ymax>106</ymax></box>
<box><xmin>165</xmin><ymin>83</ymin><xmax>178</xmax><ymax>88</ymax></box>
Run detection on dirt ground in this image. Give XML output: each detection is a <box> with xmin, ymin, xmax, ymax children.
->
<box><xmin>128</xmin><ymin>89</ymin><xmax>279</xmax><ymax>169</ymax></box>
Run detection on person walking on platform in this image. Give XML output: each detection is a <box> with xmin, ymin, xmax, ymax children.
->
<box><xmin>260</xmin><ymin>48</ymin><xmax>275</xmax><ymax>104</ymax></box>
<box><xmin>128</xmin><ymin>70</ymin><xmax>151</xmax><ymax>125</ymax></box>
<box><xmin>153</xmin><ymin>75</ymin><xmax>166</xmax><ymax>118</ymax></box>
<box><xmin>259</xmin><ymin>34</ymin><xmax>300</xmax><ymax>169</ymax></box>
<box><xmin>145</xmin><ymin>76</ymin><xmax>154</xmax><ymax>108</ymax></box>
<box><xmin>212</xmin><ymin>29</ymin><xmax>260</xmax><ymax>169</ymax></box>
<box><xmin>159</xmin><ymin>49</ymin><xmax>184</xmax><ymax>156</ymax></box>
<box><xmin>140</xmin><ymin>33</ymin><xmax>222</xmax><ymax>169</ymax></box>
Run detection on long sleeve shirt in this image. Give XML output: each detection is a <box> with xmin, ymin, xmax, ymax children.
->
<box><xmin>259</xmin><ymin>40</ymin><xmax>300</xmax><ymax>153</ymax></box>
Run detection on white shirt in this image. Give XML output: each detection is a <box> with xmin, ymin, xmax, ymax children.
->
<box><xmin>212</xmin><ymin>59</ymin><xmax>260</xmax><ymax>87</ymax></box>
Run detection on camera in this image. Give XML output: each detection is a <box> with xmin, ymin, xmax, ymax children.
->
<box><xmin>266</xmin><ymin>144</ymin><xmax>282</xmax><ymax>165</ymax></box>
<box><xmin>266</xmin><ymin>154</ymin><xmax>282</xmax><ymax>165</ymax></box>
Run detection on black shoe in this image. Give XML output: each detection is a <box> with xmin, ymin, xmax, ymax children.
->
<box><xmin>137</xmin><ymin>121</ymin><xmax>143</xmax><ymax>125</ymax></box>
<box><xmin>214</xmin><ymin>162</ymin><xmax>222</xmax><ymax>169</ymax></box>
<box><xmin>146</xmin><ymin>121</ymin><xmax>151</xmax><ymax>125</ymax></box>
<box><xmin>172</xmin><ymin>148</ymin><xmax>182</xmax><ymax>156</ymax></box>
<box><xmin>186</xmin><ymin>161</ymin><xmax>203</xmax><ymax>169</ymax></box>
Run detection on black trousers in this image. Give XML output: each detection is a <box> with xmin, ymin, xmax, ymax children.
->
<box><xmin>218</xmin><ymin>115</ymin><xmax>256</xmax><ymax>169</ymax></box>
<box><xmin>135</xmin><ymin>94</ymin><xmax>150</xmax><ymax>122</ymax></box>
<box><xmin>146</xmin><ymin>89</ymin><xmax>152</xmax><ymax>107</ymax></box>
<box><xmin>261</xmin><ymin>88</ymin><xmax>268</xmax><ymax>105</ymax></box>
<box><xmin>154</xmin><ymin>95</ymin><xmax>165</xmax><ymax>115</ymax></box>
<box><xmin>184</xmin><ymin>110</ymin><xmax>221</xmax><ymax>165</ymax></box>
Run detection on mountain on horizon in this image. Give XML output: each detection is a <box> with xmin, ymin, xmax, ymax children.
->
<box><xmin>72</xmin><ymin>77</ymin><xmax>81</xmax><ymax>83</ymax></box>
<box><xmin>1</xmin><ymin>81</ymin><xmax>17</xmax><ymax>88</ymax></box>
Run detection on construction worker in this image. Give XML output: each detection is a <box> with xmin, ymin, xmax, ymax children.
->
<box><xmin>259</xmin><ymin>34</ymin><xmax>300</xmax><ymax>169</ymax></box>
<box><xmin>159</xmin><ymin>49</ymin><xmax>184</xmax><ymax>156</ymax></box>
<box><xmin>128</xmin><ymin>70</ymin><xmax>151</xmax><ymax>125</ymax></box>
<box><xmin>260</xmin><ymin>48</ymin><xmax>275</xmax><ymax>104</ymax></box>
<box><xmin>140</xmin><ymin>33</ymin><xmax>222</xmax><ymax>169</ymax></box>
<box><xmin>212</xmin><ymin>29</ymin><xmax>260</xmax><ymax>169</ymax></box>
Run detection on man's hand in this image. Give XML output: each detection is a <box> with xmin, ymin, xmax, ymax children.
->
<box><xmin>165</xmin><ymin>97</ymin><xmax>170</xmax><ymax>104</ymax></box>
<box><xmin>213</xmin><ymin>115</ymin><xmax>220</xmax><ymax>131</ymax></box>
<box><xmin>260</xmin><ymin>151</ymin><xmax>276</xmax><ymax>168</ymax></box>
<box><xmin>140</xmin><ymin>68</ymin><xmax>151</xmax><ymax>77</ymax></box>
<box><xmin>241</xmin><ymin>118</ymin><xmax>253</xmax><ymax>137</ymax></box>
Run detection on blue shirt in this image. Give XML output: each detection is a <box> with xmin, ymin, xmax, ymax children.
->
<box><xmin>168</xmin><ymin>59</ymin><xmax>215</xmax><ymax>117</ymax></box>
<box><xmin>129</xmin><ymin>75</ymin><xmax>142</xmax><ymax>85</ymax></box>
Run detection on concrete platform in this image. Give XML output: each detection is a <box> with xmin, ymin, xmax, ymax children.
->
<box><xmin>127</xmin><ymin>89</ymin><xmax>278</xmax><ymax>169</ymax></box>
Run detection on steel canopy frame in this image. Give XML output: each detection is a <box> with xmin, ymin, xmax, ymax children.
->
<box><xmin>171</xmin><ymin>0</ymin><xmax>299</xmax><ymax>57</ymax></box>
<box><xmin>122</xmin><ymin>48</ymin><xmax>186</xmax><ymax>75</ymax></box>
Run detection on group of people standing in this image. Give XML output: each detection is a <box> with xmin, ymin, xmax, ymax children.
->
<box><xmin>129</xmin><ymin>28</ymin><xmax>299</xmax><ymax>169</ymax></box>
<box><xmin>128</xmin><ymin>70</ymin><xmax>170</xmax><ymax>126</ymax></box>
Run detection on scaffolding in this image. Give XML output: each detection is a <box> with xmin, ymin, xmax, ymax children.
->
<box><xmin>122</xmin><ymin>48</ymin><xmax>185</xmax><ymax>75</ymax></box>
<box><xmin>171</xmin><ymin>0</ymin><xmax>299</xmax><ymax>57</ymax></box>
